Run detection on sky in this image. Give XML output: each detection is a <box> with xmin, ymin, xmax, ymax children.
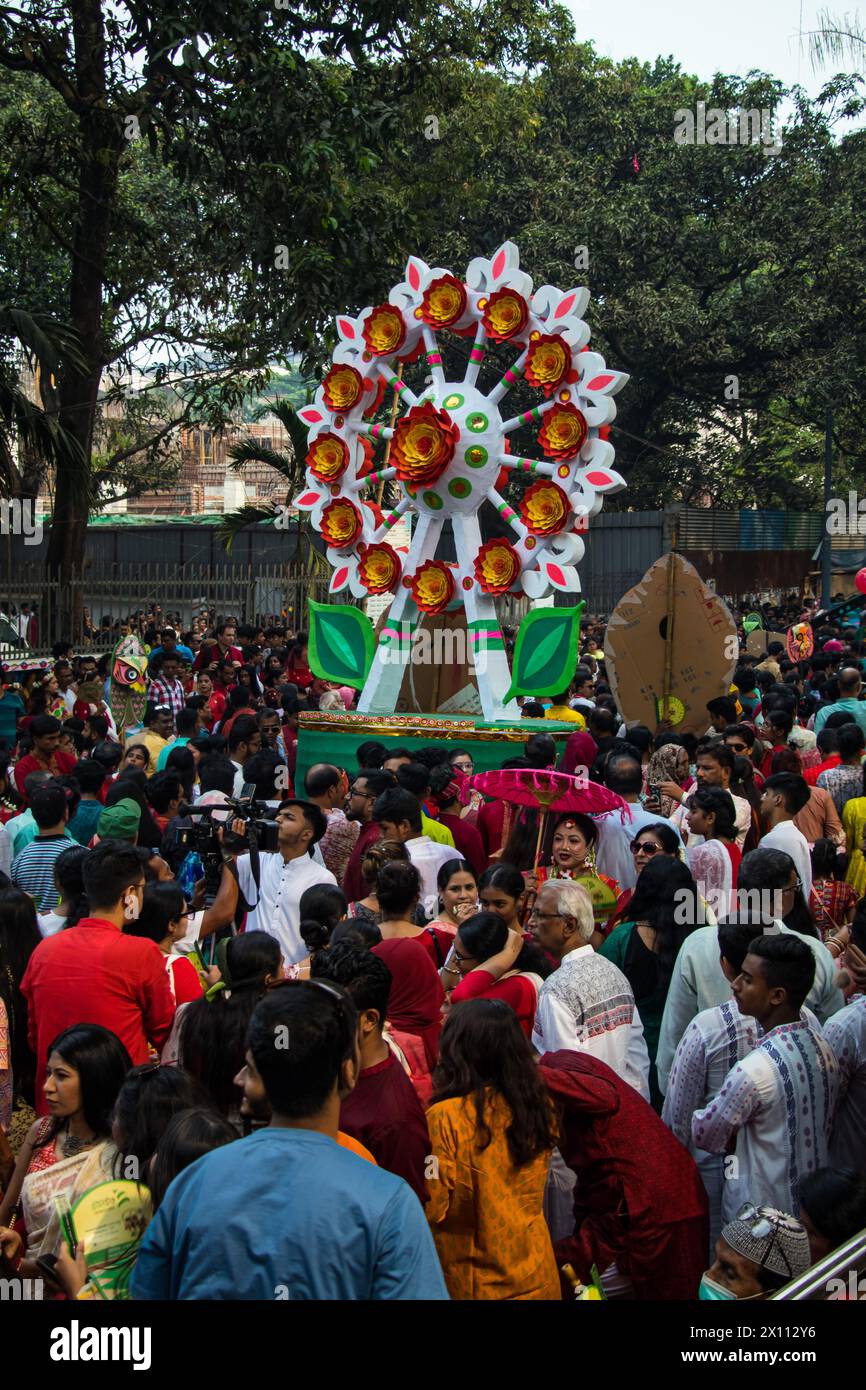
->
<box><xmin>566</xmin><ymin>0</ymin><xmax>863</xmax><ymax>106</ymax></box>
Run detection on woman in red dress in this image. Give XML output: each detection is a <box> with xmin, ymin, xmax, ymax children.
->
<box><xmin>445</xmin><ymin>911</ymin><xmax>553</xmax><ymax>1039</ymax></box>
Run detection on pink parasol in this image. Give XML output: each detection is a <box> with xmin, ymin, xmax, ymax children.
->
<box><xmin>470</xmin><ymin>768</ymin><xmax>630</xmax><ymax>867</ymax></box>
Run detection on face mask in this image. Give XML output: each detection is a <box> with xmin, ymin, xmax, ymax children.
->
<box><xmin>123</xmin><ymin>893</ymin><xmax>140</xmax><ymax>923</ymax></box>
<box><xmin>699</xmin><ymin>1273</ymin><xmax>737</xmax><ymax>1301</ymax></box>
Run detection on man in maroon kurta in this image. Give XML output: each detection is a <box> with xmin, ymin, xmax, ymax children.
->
<box><xmin>21</xmin><ymin>840</ymin><xmax>175</xmax><ymax>1112</ymax></box>
<box><xmin>539</xmin><ymin>1050</ymin><xmax>708</xmax><ymax>1300</ymax></box>
<box><xmin>313</xmin><ymin>942</ymin><xmax>429</xmax><ymax>1203</ymax></box>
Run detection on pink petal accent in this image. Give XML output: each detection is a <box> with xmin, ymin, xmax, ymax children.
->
<box><xmin>585</xmin><ymin>373</ymin><xmax>616</xmax><ymax>391</ymax></box>
<box><xmin>338</xmin><ymin>319</ymin><xmax>355</xmax><ymax>339</ymax></box>
<box><xmin>546</xmin><ymin>563</ymin><xmax>565</xmax><ymax>585</ymax></box>
<box><xmin>331</xmin><ymin>567</ymin><xmax>349</xmax><ymax>590</ymax></box>
<box><xmin>555</xmin><ymin>293</ymin><xmax>576</xmax><ymax>319</ymax></box>
<box><xmin>297</xmin><ymin>491</ymin><xmax>322</xmax><ymax>506</ymax></box>
<box><xmin>583</xmin><ymin>470</ymin><xmax>614</xmax><ymax>487</ymax></box>
<box><xmin>407</xmin><ymin>261</ymin><xmax>421</xmax><ymax>290</ymax></box>
<box><xmin>299</xmin><ymin>408</ymin><xmax>323</xmax><ymax>424</ymax></box>
<box><xmin>492</xmin><ymin>248</ymin><xmax>507</xmax><ymax>280</ymax></box>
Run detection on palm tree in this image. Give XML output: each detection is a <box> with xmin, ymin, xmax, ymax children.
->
<box><xmin>804</xmin><ymin>8</ymin><xmax>865</xmax><ymax>70</ymax></box>
<box><xmin>0</xmin><ymin>304</ymin><xmax>88</xmax><ymax>500</ymax></box>
<box><xmin>216</xmin><ymin>397</ymin><xmax>330</xmax><ymax>595</ymax></box>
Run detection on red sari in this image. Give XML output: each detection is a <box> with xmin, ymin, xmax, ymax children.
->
<box><xmin>372</xmin><ymin>937</ymin><xmax>444</xmax><ymax>1070</ymax></box>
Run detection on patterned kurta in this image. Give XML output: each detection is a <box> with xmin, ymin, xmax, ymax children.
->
<box><xmin>823</xmin><ymin>994</ymin><xmax>866</xmax><ymax>1172</ymax></box>
<box><xmin>662</xmin><ymin>1000</ymin><xmax>759</xmax><ymax>1254</ymax></box>
<box><xmin>532</xmin><ymin>944</ymin><xmax>651</xmax><ymax>1099</ymax></box>
<box><xmin>691</xmin><ymin>1019</ymin><xmax>839</xmax><ymax>1223</ymax></box>
<box><xmin>426</xmin><ymin>1090</ymin><xmax>559</xmax><ymax>1301</ymax></box>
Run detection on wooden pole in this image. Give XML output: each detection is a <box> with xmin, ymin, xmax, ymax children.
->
<box><xmin>533</xmin><ymin>810</ymin><xmax>546</xmax><ymax>869</ymax></box>
<box><xmin>662</xmin><ymin>520</ymin><xmax>678</xmax><ymax>724</ymax></box>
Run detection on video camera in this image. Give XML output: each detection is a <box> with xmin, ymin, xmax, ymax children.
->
<box><xmin>173</xmin><ymin>786</ymin><xmax>280</xmax><ymax>893</ymax></box>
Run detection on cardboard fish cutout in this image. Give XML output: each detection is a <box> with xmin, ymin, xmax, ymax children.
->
<box><xmin>108</xmin><ymin>633</ymin><xmax>149</xmax><ymax>739</ymax></box>
<box><xmin>604</xmin><ymin>553</ymin><xmax>738</xmax><ymax>735</ymax></box>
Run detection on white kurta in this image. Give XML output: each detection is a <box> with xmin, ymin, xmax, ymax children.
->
<box><xmin>662</xmin><ymin>1001</ymin><xmax>821</xmax><ymax>1254</ymax></box>
<box><xmin>531</xmin><ymin>944</ymin><xmax>651</xmax><ymax>1100</ymax></box>
<box><xmin>823</xmin><ymin>994</ymin><xmax>866</xmax><ymax>1172</ymax></box>
<box><xmin>656</xmin><ymin>922</ymin><xmax>844</xmax><ymax>1095</ymax></box>
<box><xmin>691</xmin><ymin>1019</ymin><xmax>839</xmax><ymax>1224</ymax></box>
<box><xmin>236</xmin><ymin>851</ymin><xmax>337</xmax><ymax>965</ymax></box>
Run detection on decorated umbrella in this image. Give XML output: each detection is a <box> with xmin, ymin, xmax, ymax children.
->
<box><xmin>470</xmin><ymin>767</ymin><xmax>630</xmax><ymax>868</ymax></box>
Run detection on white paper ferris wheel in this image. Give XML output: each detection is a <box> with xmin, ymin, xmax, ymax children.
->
<box><xmin>292</xmin><ymin>241</ymin><xmax>628</xmax><ymax>721</ymax></box>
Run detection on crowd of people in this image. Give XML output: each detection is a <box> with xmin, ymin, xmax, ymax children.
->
<box><xmin>0</xmin><ymin>596</ymin><xmax>864</xmax><ymax>1302</ymax></box>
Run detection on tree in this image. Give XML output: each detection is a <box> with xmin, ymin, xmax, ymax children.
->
<box><xmin>0</xmin><ymin>0</ymin><xmax>568</xmax><ymax>629</ymax></box>
<box><xmin>0</xmin><ymin>304</ymin><xmax>85</xmax><ymax>501</ymax></box>
<box><xmin>364</xmin><ymin>48</ymin><xmax>866</xmax><ymax>510</ymax></box>
<box><xmin>805</xmin><ymin>8</ymin><xmax>866</xmax><ymax>71</ymax></box>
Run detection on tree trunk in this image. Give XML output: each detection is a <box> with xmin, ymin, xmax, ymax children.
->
<box><xmin>44</xmin><ymin>0</ymin><xmax>122</xmax><ymax>641</ymax></box>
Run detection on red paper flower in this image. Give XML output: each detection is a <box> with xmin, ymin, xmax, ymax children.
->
<box><xmin>321</xmin><ymin>497</ymin><xmax>363</xmax><ymax>549</ymax></box>
<box><xmin>525</xmin><ymin>334</ymin><xmax>570</xmax><ymax>396</ymax></box>
<box><xmin>474</xmin><ymin>538</ymin><xmax>521</xmax><ymax>594</ymax></box>
<box><xmin>391</xmin><ymin>402</ymin><xmax>459</xmax><ymax>487</ymax></box>
<box><xmin>482</xmin><ymin>287</ymin><xmax>529</xmax><ymax>342</ymax></box>
<box><xmin>358</xmin><ymin>542</ymin><xmax>402</xmax><ymax>595</ymax></box>
<box><xmin>322</xmin><ymin>364</ymin><xmax>363</xmax><ymax>413</ymax></box>
<box><xmin>306</xmin><ymin>433</ymin><xmax>349</xmax><ymax>483</ymax></box>
<box><xmin>421</xmin><ymin>275</ymin><xmax>467</xmax><ymax>329</ymax></box>
<box><xmin>538</xmin><ymin>403</ymin><xmax>588</xmax><ymax>460</ymax></box>
<box><xmin>411</xmin><ymin>560</ymin><xmax>455</xmax><ymax>614</ymax></box>
<box><xmin>520</xmin><ymin>481</ymin><xmax>570</xmax><ymax>536</ymax></box>
<box><xmin>363</xmin><ymin>303</ymin><xmax>406</xmax><ymax>356</ymax></box>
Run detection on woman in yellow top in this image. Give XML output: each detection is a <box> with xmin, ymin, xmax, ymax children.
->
<box><xmin>843</xmin><ymin>794</ymin><xmax>866</xmax><ymax>898</ymax></box>
<box><xmin>425</xmin><ymin>998</ymin><xmax>560</xmax><ymax>1301</ymax></box>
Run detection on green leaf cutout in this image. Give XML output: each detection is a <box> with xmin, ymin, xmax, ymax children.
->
<box><xmin>503</xmin><ymin>603</ymin><xmax>585</xmax><ymax>706</ymax></box>
<box><xmin>307</xmin><ymin>600</ymin><xmax>375</xmax><ymax>688</ymax></box>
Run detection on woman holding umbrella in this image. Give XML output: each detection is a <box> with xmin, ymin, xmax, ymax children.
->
<box><xmin>528</xmin><ymin>812</ymin><xmax>621</xmax><ymax>935</ymax></box>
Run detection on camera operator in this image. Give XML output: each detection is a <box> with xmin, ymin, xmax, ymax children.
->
<box><xmin>234</xmin><ymin>798</ymin><xmax>336</xmax><ymax>966</ymax></box>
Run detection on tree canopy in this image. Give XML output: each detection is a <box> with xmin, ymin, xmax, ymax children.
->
<box><xmin>0</xmin><ymin>0</ymin><xmax>864</xmax><ymax>603</ymax></box>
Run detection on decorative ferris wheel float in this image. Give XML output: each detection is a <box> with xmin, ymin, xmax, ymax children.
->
<box><xmin>292</xmin><ymin>241</ymin><xmax>628</xmax><ymax>720</ymax></box>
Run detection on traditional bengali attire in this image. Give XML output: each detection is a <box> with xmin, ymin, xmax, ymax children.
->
<box><xmin>645</xmin><ymin>744</ymin><xmax>690</xmax><ymax>819</ymax></box>
<box><xmin>425</xmin><ymin>1089</ymin><xmax>559</xmax><ymax>1301</ymax></box>
<box><xmin>372</xmin><ymin>938</ymin><xmax>444</xmax><ymax>1104</ymax></box>
<box><xmin>686</xmin><ymin>838</ymin><xmax>733</xmax><ymax>919</ymax></box>
<box><xmin>532</xmin><ymin>944</ymin><xmax>651</xmax><ymax>1100</ymax></box>
<box><xmin>598</xmin><ymin>921</ymin><xmax>674</xmax><ymax>1107</ymax></box>
<box><xmin>691</xmin><ymin>1019</ymin><xmax>839</xmax><ymax>1223</ymax></box>
<box><xmin>661</xmin><ymin>999</ymin><xmax>760</xmax><ymax>1256</ymax></box>
<box><xmin>823</xmin><ymin>994</ymin><xmax>866</xmax><ymax>1171</ymax></box>
<box><xmin>842</xmin><ymin>796</ymin><xmax>866</xmax><ymax>897</ymax></box>
<box><xmin>540</xmin><ymin>1051</ymin><xmax>709</xmax><ymax>1301</ymax></box>
<box><xmin>656</xmin><ymin>923</ymin><xmax>843</xmax><ymax>1096</ymax></box>
<box><xmin>534</xmin><ymin>864</ymin><xmax>620</xmax><ymax>929</ymax></box>
<box><xmin>809</xmin><ymin>876</ymin><xmax>858</xmax><ymax>940</ymax></box>
<box><xmin>19</xmin><ymin>1124</ymin><xmax>118</xmax><ymax>1280</ymax></box>
<box><xmin>450</xmin><ymin>967</ymin><xmax>543</xmax><ymax>1040</ymax></box>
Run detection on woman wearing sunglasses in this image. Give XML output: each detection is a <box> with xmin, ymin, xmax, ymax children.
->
<box><xmin>602</xmin><ymin>823</ymin><xmax>681</xmax><ymax>940</ymax></box>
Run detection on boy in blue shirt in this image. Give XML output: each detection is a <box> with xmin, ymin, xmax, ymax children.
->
<box><xmin>131</xmin><ymin>980</ymin><xmax>449</xmax><ymax>1301</ymax></box>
